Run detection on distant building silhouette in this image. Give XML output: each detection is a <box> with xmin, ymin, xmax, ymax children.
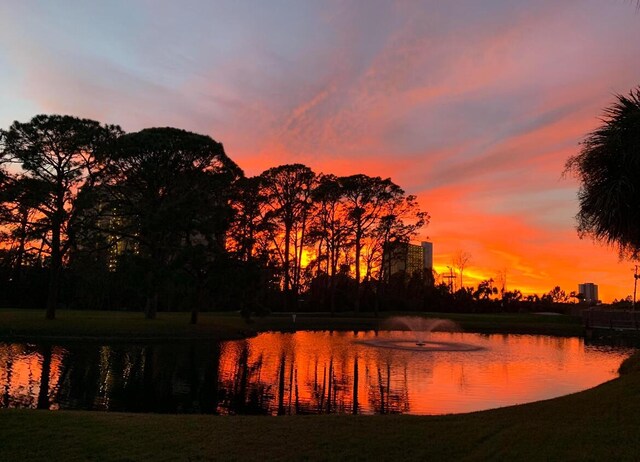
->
<box><xmin>383</xmin><ymin>241</ymin><xmax>433</xmax><ymax>280</ymax></box>
<box><xmin>578</xmin><ymin>283</ymin><xmax>599</xmax><ymax>304</ymax></box>
<box><xmin>421</xmin><ymin>241</ymin><xmax>433</xmax><ymax>271</ymax></box>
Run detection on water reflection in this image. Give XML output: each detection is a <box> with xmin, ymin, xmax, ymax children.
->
<box><xmin>0</xmin><ymin>331</ymin><xmax>633</xmax><ymax>415</ymax></box>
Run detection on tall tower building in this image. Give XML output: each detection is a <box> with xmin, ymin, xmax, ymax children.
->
<box><xmin>421</xmin><ymin>241</ymin><xmax>433</xmax><ymax>270</ymax></box>
<box><xmin>382</xmin><ymin>241</ymin><xmax>434</xmax><ymax>281</ymax></box>
<box><xmin>578</xmin><ymin>283</ymin><xmax>599</xmax><ymax>304</ymax></box>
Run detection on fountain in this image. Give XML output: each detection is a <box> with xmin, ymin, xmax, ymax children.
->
<box><xmin>358</xmin><ymin>316</ymin><xmax>484</xmax><ymax>352</ymax></box>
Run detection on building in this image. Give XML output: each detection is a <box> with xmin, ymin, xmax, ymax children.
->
<box><xmin>578</xmin><ymin>283</ymin><xmax>599</xmax><ymax>304</ymax></box>
<box><xmin>383</xmin><ymin>241</ymin><xmax>433</xmax><ymax>279</ymax></box>
<box><xmin>421</xmin><ymin>241</ymin><xmax>433</xmax><ymax>270</ymax></box>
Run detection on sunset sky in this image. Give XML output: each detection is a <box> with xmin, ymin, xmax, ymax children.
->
<box><xmin>1</xmin><ymin>1</ymin><xmax>639</xmax><ymax>301</ymax></box>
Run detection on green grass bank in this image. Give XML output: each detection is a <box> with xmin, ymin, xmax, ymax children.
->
<box><xmin>0</xmin><ymin>309</ymin><xmax>584</xmax><ymax>342</ymax></box>
<box><xmin>1</xmin><ymin>355</ymin><xmax>639</xmax><ymax>461</ymax></box>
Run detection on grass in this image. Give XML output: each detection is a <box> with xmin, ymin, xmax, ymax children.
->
<box><xmin>0</xmin><ymin>309</ymin><xmax>584</xmax><ymax>342</ymax></box>
<box><xmin>1</xmin><ymin>360</ymin><xmax>640</xmax><ymax>461</ymax></box>
<box><xmin>0</xmin><ymin>309</ymin><xmax>252</xmax><ymax>342</ymax></box>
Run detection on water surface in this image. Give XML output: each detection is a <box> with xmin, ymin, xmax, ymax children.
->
<box><xmin>0</xmin><ymin>331</ymin><xmax>632</xmax><ymax>415</ymax></box>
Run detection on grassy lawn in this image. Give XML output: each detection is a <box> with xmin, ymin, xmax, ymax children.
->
<box><xmin>0</xmin><ymin>308</ymin><xmax>584</xmax><ymax>342</ymax></box>
<box><xmin>0</xmin><ymin>309</ymin><xmax>254</xmax><ymax>342</ymax></box>
<box><xmin>1</xmin><ymin>357</ymin><xmax>639</xmax><ymax>461</ymax></box>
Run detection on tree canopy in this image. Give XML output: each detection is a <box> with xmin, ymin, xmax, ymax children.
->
<box><xmin>78</xmin><ymin>127</ymin><xmax>242</xmax><ymax>319</ymax></box>
<box><xmin>0</xmin><ymin>114</ymin><xmax>436</xmax><ymax>320</ymax></box>
<box><xmin>566</xmin><ymin>87</ymin><xmax>640</xmax><ymax>259</ymax></box>
<box><xmin>0</xmin><ymin>115</ymin><xmax>122</xmax><ymax>318</ymax></box>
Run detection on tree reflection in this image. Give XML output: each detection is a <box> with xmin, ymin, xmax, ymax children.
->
<box><xmin>36</xmin><ymin>344</ymin><xmax>52</xmax><ymax>409</ymax></box>
<box><xmin>368</xmin><ymin>362</ymin><xmax>409</xmax><ymax>414</ymax></box>
<box><xmin>2</xmin><ymin>350</ymin><xmax>12</xmax><ymax>408</ymax></box>
<box><xmin>1</xmin><ymin>332</ymin><xmax>618</xmax><ymax>415</ymax></box>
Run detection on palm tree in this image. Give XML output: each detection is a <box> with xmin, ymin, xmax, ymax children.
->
<box><xmin>565</xmin><ymin>87</ymin><xmax>640</xmax><ymax>258</ymax></box>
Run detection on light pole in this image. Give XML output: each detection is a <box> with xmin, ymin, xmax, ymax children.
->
<box><xmin>443</xmin><ymin>266</ymin><xmax>455</xmax><ymax>293</ymax></box>
<box><xmin>634</xmin><ymin>265</ymin><xmax>639</xmax><ymax>309</ymax></box>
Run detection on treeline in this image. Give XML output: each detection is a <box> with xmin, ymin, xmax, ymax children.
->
<box><xmin>430</xmin><ymin>283</ymin><xmax>592</xmax><ymax>315</ymax></box>
<box><xmin>0</xmin><ymin>115</ymin><xmax>428</xmax><ymax>321</ymax></box>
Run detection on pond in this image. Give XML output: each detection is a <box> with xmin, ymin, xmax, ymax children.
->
<box><xmin>0</xmin><ymin>330</ymin><xmax>633</xmax><ymax>415</ymax></box>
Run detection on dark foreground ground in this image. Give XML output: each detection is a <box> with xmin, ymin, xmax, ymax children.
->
<box><xmin>1</xmin><ymin>354</ymin><xmax>639</xmax><ymax>461</ymax></box>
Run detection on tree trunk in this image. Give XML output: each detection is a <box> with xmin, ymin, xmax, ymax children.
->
<box><xmin>13</xmin><ymin>208</ymin><xmax>28</xmax><ymax>284</ymax></box>
<box><xmin>144</xmin><ymin>249</ymin><xmax>159</xmax><ymax>320</ymax></box>
<box><xmin>45</xmin><ymin>220</ymin><xmax>61</xmax><ymax>320</ymax></box>
<box><xmin>354</xmin><ymin>235</ymin><xmax>362</xmax><ymax>313</ymax></box>
<box><xmin>330</xmin><ymin>242</ymin><xmax>338</xmax><ymax>316</ymax></box>
<box><xmin>46</xmin><ymin>183</ymin><xmax>65</xmax><ymax>320</ymax></box>
<box><xmin>13</xmin><ymin>209</ymin><xmax>29</xmax><ymax>307</ymax></box>
<box><xmin>145</xmin><ymin>291</ymin><xmax>158</xmax><ymax>320</ymax></box>
<box><xmin>283</xmin><ymin>225</ymin><xmax>291</xmax><ymax>311</ymax></box>
<box><xmin>190</xmin><ymin>285</ymin><xmax>207</xmax><ymax>325</ymax></box>
<box><xmin>293</xmin><ymin>215</ymin><xmax>307</xmax><ymax>296</ymax></box>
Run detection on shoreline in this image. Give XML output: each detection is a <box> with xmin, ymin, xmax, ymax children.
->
<box><xmin>0</xmin><ymin>309</ymin><xmax>584</xmax><ymax>343</ymax></box>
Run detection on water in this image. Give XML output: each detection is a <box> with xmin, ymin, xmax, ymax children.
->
<box><xmin>0</xmin><ymin>331</ymin><xmax>633</xmax><ymax>415</ymax></box>
<box><xmin>382</xmin><ymin>316</ymin><xmax>459</xmax><ymax>346</ymax></box>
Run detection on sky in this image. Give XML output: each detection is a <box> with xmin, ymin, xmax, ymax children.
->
<box><xmin>1</xmin><ymin>0</ymin><xmax>639</xmax><ymax>301</ymax></box>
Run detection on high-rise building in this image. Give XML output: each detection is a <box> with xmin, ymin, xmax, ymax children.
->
<box><xmin>578</xmin><ymin>283</ymin><xmax>599</xmax><ymax>304</ymax></box>
<box><xmin>421</xmin><ymin>241</ymin><xmax>433</xmax><ymax>270</ymax></box>
<box><xmin>382</xmin><ymin>241</ymin><xmax>434</xmax><ymax>279</ymax></box>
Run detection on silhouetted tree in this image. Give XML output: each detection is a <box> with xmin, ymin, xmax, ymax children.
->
<box><xmin>81</xmin><ymin>127</ymin><xmax>242</xmax><ymax>319</ymax></box>
<box><xmin>543</xmin><ymin>286</ymin><xmax>570</xmax><ymax>303</ymax></box>
<box><xmin>228</xmin><ymin>176</ymin><xmax>267</xmax><ymax>262</ymax></box>
<box><xmin>0</xmin><ymin>177</ymin><xmax>50</xmax><ymax>288</ymax></box>
<box><xmin>370</xmin><ymin>192</ymin><xmax>427</xmax><ymax>314</ymax></box>
<box><xmin>453</xmin><ymin>250</ymin><xmax>472</xmax><ymax>290</ymax></box>
<box><xmin>259</xmin><ymin>164</ymin><xmax>315</xmax><ymax>309</ymax></box>
<box><xmin>308</xmin><ymin>174</ymin><xmax>352</xmax><ymax>313</ymax></box>
<box><xmin>502</xmin><ymin>289</ymin><xmax>523</xmax><ymax>306</ymax></box>
<box><xmin>473</xmin><ymin>279</ymin><xmax>498</xmax><ymax>300</ymax></box>
<box><xmin>0</xmin><ymin>115</ymin><xmax>122</xmax><ymax>319</ymax></box>
<box><xmin>566</xmin><ymin>87</ymin><xmax>640</xmax><ymax>259</ymax></box>
<box><xmin>340</xmin><ymin>174</ymin><xmax>403</xmax><ymax>312</ymax></box>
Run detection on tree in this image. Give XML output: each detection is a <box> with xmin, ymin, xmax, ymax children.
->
<box><xmin>80</xmin><ymin>127</ymin><xmax>242</xmax><ymax>320</ymax></box>
<box><xmin>227</xmin><ymin>176</ymin><xmax>267</xmax><ymax>262</ymax></box>
<box><xmin>569</xmin><ymin>291</ymin><xmax>584</xmax><ymax>304</ymax></box>
<box><xmin>373</xmin><ymin>192</ymin><xmax>428</xmax><ymax>282</ymax></box>
<box><xmin>308</xmin><ymin>174</ymin><xmax>351</xmax><ymax>314</ymax></box>
<box><xmin>0</xmin><ymin>115</ymin><xmax>122</xmax><ymax>319</ymax></box>
<box><xmin>340</xmin><ymin>174</ymin><xmax>400</xmax><ymax>312</ymax></box>
<box><xmin>370</xmin><ymin>191</ymin><xmax>427</xmax><ymax>315</ymax></box>
<box><xmin>473</xmin><ymin>279</ymin><xmax>498</xmax><ymax>300</ymax></box>
<box><xmin>0</xmin><ymin>177</ymin><xmax>50</xmax><ymax>286</ymax></box>
<box><xmin>502</xmin><ymin>289</ymin><xmax>523</xmax><ymax>305</ymax></box>
<box><xmin>543</xmin><ymin>286</ymin><xmax>570</xmax><ymax>304</ymax></box>
<box><xmin>453</xmin><ymin>250</ymin><xmax>472</xmax><ymax>290</ymax></box>
<box><xmin>495</xmin><ymin>268</ymin><xmax>508</xmax><ymax>297</ymax></box>
<box><xmin>566</xmin><ymin>87</ymin><xmax>640</xmax><ymax>259</ymax></box>
<box><xmin>259</xmin><ymin>164</ymin><xmax>315</xmax><ymax>308</ymax></box>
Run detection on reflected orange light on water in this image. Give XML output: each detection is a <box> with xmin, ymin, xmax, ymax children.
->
<box><xmin>0</xmin><ymin>333</ymin><xmax>632</xmax><ymax>415</ymax></box>
<box><xmin>216</xmin><ymin>331</ymin><xmax>630</xmax><ymax>415</ymax></box>
<box><xmin>0</xmin><ymin>344</ymin><xmax>63</xmax><ymax>409</ymax></box>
